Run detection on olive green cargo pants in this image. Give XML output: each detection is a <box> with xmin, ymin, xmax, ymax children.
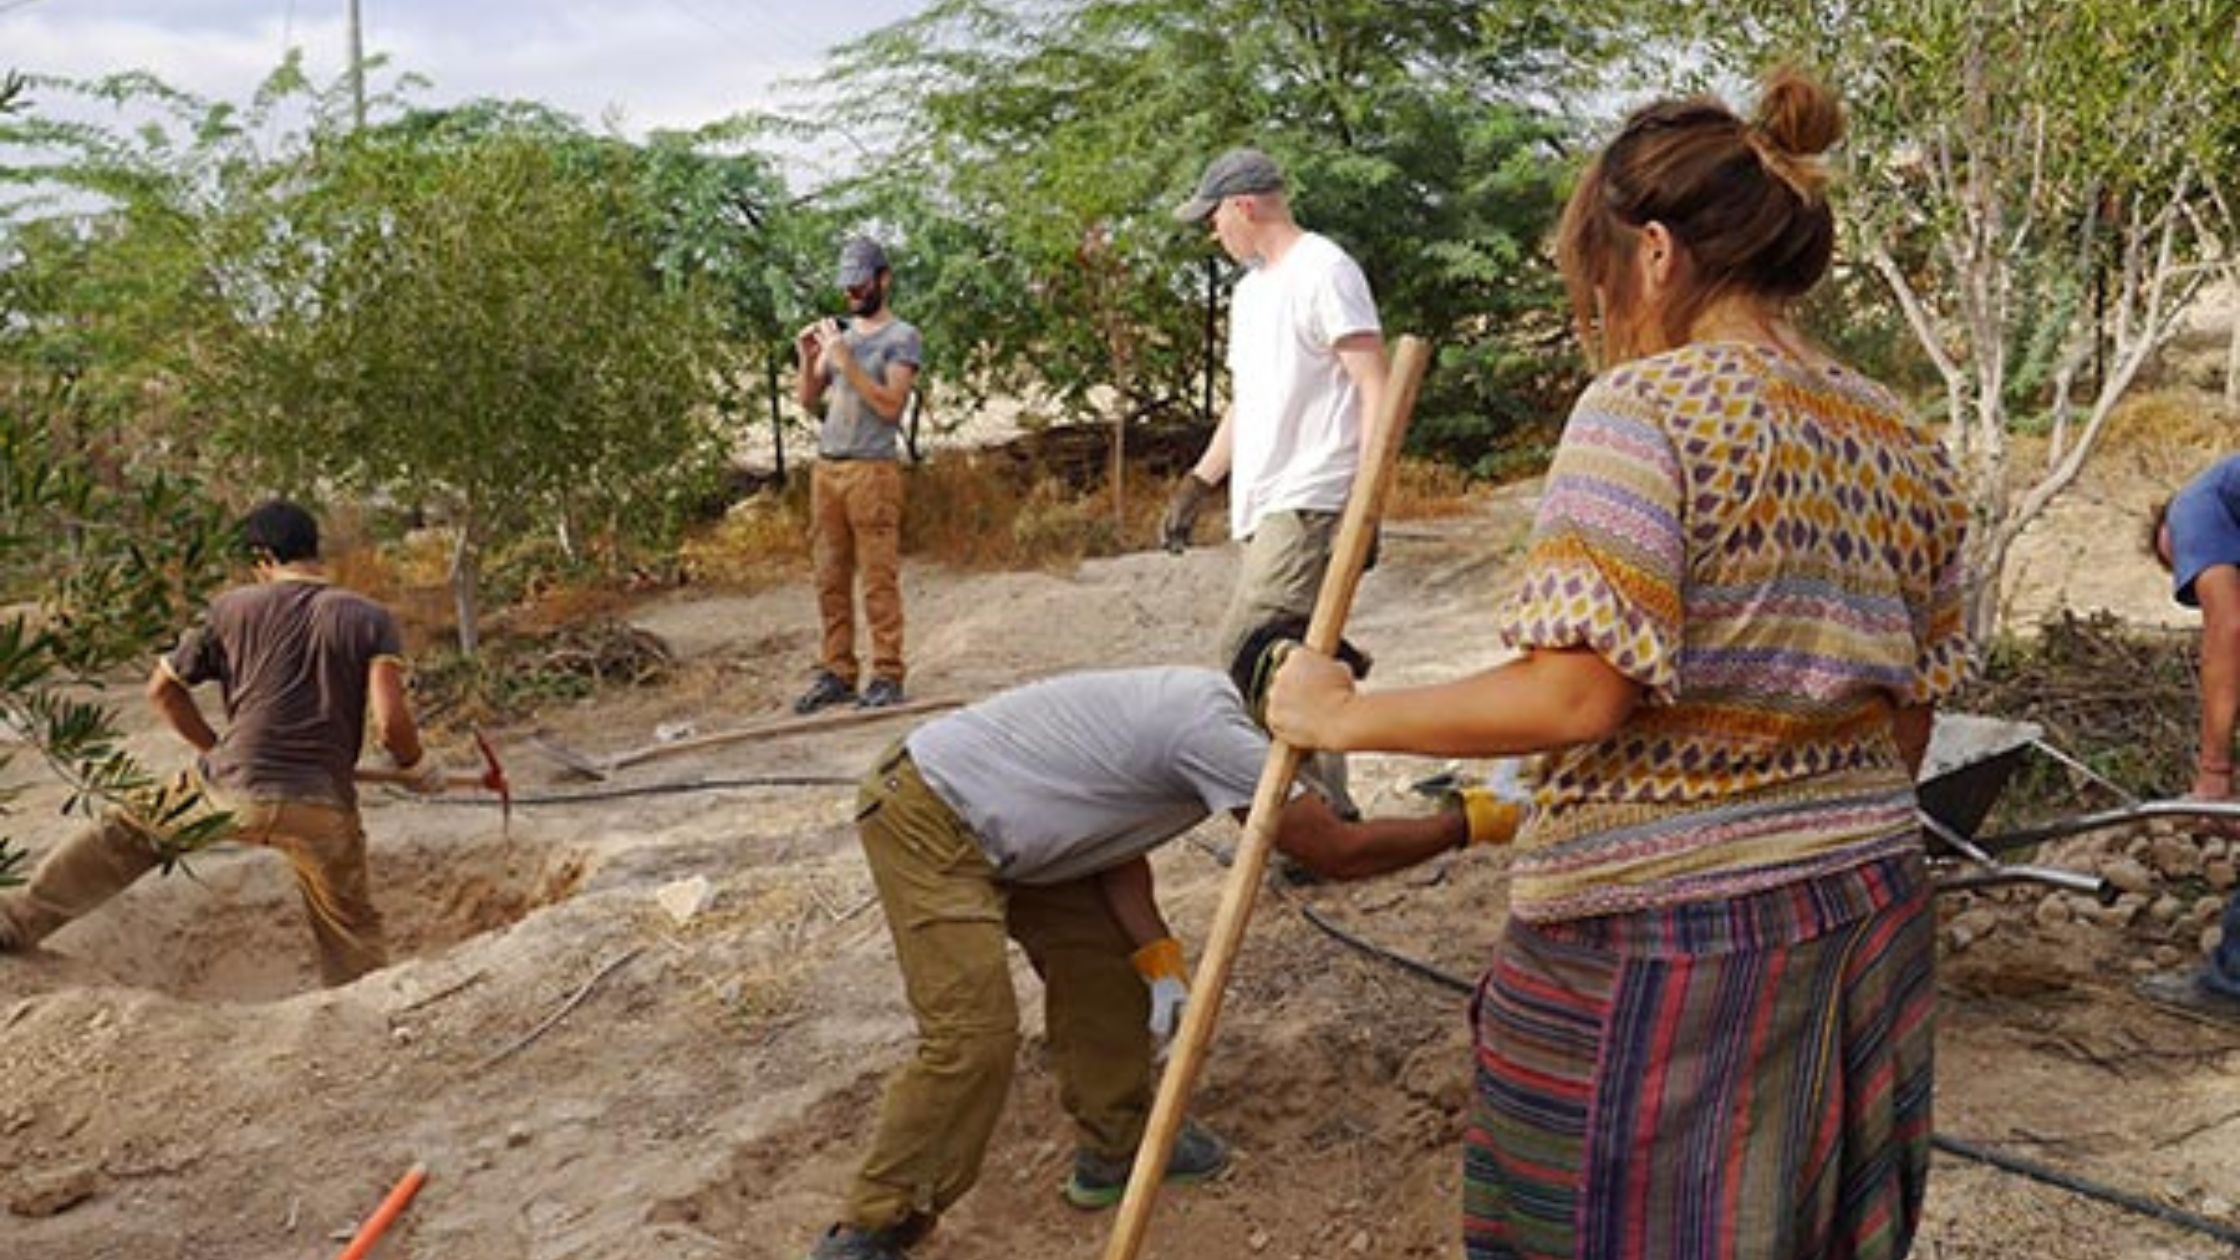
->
<box><xmin>842</xmin><ymin>747</ymin><xmax>1153</xmax><ymax>1232</ymax></box>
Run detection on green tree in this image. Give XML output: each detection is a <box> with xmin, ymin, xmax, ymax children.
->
<box><xmin>215</xmin><ymin>127</ymin><xmax>734</xmax><ymax>654</ymax></box>
<box><xmin>813</xmin><ymin>0</ymin><xmax>1577</xmax><ymax>476</ymax></box>
<box><xmin>1677</xmin><ymin>1</ymin><xmax>2238</xmax><ymax>638</ymax></box>
<box><xmin>0</xmin><ymin>72</ymin><xmax>237</xmax><ymax>884</ymax></box>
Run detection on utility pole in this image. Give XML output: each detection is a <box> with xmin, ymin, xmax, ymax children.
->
<box><xmin>347</xmin><ymin>0</ymin><xmax>365</xmax><ymax>129</ymax></box>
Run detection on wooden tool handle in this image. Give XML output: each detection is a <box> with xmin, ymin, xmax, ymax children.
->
<box><xmin>1102</xmin><ymin>335</ymin><xmax>1432</xmax><ymax>1260</ymax></box>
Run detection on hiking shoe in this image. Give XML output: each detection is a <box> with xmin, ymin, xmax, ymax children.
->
<box><xmin>794</xmin><ymin>670</ymin><xmax>858</xmax><ymax>715</ymax></box>
<box><xmin>1062</xmin><ymin>1119</ymin><xmax>1231</xmax><ymax>1210</ymax></box>
<box><xmin>2135</xmin><ymin>970</ymin><xmax>2240</xmax><ymax>1025</ymax></box>
<box><xmin>803</xmin><ymin>1219</ymin><xmax>927</xmax><ymax>1260</ymax></box>
<box><xmin>857</xmin><ymin>677</ymin><xmax>906</xmax><ymax>709</ymax></box>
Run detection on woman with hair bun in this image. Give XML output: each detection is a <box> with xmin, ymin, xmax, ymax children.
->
<box><xmin>1270</xmin><ymin>70</ymin><xmax>1969</xmax><ymax>1259</ymax></box>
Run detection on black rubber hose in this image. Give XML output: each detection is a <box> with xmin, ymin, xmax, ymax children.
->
<box><xmin>1929</xmin><ymin>1134</ymin><xmax>2240</xmax><ymax>1248</ymax></box>
<box><xmin>400</xmin><ymin>775</ymin><xmax>857</xmax><ymax>807</ymax></box>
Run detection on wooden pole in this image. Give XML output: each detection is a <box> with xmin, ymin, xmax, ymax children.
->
<box><xmin>1101</xmin><ymin>335</ymin><xmax>1430</xmax><ymax>1260</ymax></box>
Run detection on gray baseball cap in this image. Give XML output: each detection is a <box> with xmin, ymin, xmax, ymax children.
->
<box><xmin>836</xmin><ymin>236</ymin><xmax>889</xmax><ymax>288</ymax></box>
<box><xmin>1172</xmin><ymin>148</ymin><xmax>1286</xmax><ymax>222</ymax></box>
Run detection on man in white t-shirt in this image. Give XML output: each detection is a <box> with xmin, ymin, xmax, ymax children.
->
<box><xmin>1163</xmin><ymin>147</ymin><xmax>1390</xmax><ymax>667</ymax></box>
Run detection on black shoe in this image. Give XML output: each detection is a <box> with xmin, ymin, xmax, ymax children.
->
<box><xmin>857</xmin><ymin>677</ymin><xmax>906</xmax><ymax>709</ymax></box>
<box><xmin>1062</xmin><ymin>1119</ymin><xmax>1231</xmax><ymax>1210</ymax></box>
<box><xmin>794</xmin><ymin>670</ymin><xmax>858</xmax><ymax>715</ymax></box>
<box><xmin>2135</xmin><ymin>970</ymin><xmax>2240</xmax><ymax>1024</ymax></box>
<box><xmin>804</xmin><ymin>1224</ymin><xmax>906</xmax><ymax>1260</ymax></box>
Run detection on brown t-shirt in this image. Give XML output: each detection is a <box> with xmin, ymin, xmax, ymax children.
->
<box><xmin>163</xmin><ymin>578</ymin><xmax>405</xmax><ymax>808</ymax></box>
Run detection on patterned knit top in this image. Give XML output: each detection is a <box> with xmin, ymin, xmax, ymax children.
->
<box><xmin>1496</xmin><ymin>341</ymin><xmax>1971</xmax><ymax>923</ymax></box>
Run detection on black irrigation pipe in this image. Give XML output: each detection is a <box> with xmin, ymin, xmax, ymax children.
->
<box><xmin>399</xmin><ymin>774</ymin><xmax>857</xmax><ymax>808</ymax></box>
<box><xmin>1291</xmin><ymin>897</ymin><xmax>2240</xmax><ymax>1249</ymax></box>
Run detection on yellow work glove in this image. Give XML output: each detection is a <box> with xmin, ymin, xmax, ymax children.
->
<box><xmin>1131</xmin><ymin>937</ymin><xmax>1189</xmax><ymax>1059</ymax></box>
<box><xmin>1450</xmin><ymin>757</ymin><xmax>1532</xmax><ymax>848</ymax></box>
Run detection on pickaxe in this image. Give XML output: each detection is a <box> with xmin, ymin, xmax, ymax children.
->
<box><xmin>359</xmin><ymin>730</ymin><xmax>514</xmax><ymax>835</ymax></box>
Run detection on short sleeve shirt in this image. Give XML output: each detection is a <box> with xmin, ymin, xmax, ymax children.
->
<box><xmin>2166</xmin><ymin>454</ymin><xmax>2240</xmax><ymax>607</ymax></box>
<box><xmin>1226</xmin><ymin>233</ymin><xmax>1382</xmax><ymax>538</ymax></box>
<box><xmin>1495</xmin><ymin>343</ymin><xmax>1971</xmax><ymax>921</ymax></box>
<box><xmin>164</xmin><ymin>578</ymin><xmax>404</xmax><ymax>807</ymax></box>
<box><xmin>819</xmin><ymin>318</ymin><xmax>924</xmax><ymax>461</ymax></box>
<box><xmin>906</xmin><ymin>667</ymin><xmax>1274</xmax><ymax>884</ymax></box>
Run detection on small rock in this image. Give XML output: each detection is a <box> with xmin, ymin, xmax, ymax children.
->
<box><xmin>2207</xmin><ymin>860</ymin><xmax>2239</xmax><ymax>893</ymax></box>
<box><xmin>2149</xmin><ymin>895</ymin><xmax>2188</xmax><ymax>927</ymax></box>
<box><xmin>2149</xmin><ymin>836</ymin><xmax>2206</xmax><ymax>881</ymax></box>
<box><xmin>506</xmin><ymin>1123</ymin><xmax>532</xmax><ymax>1149</ymax></box>
<box><xmin>1947</xmin><ymin>907</ymin><xmax>1999</xmax><ymax>952</ymax></box>
<box><xmin>2203</xmin><ymin>1195</ymin><xmax>2234</xmax><ymax>1218</ymax></box>
<box><xmin>2101</xmin><ymin>857</ymin><xmax>2157</xmax><ymax>896</ymax></box>
<box><xmin>1347</xmin><ymin>1229</ymin><xmax>1372</xmax><ymax>1253</ymax></box>
<box><xmin>2204</xmin><ymin>925</ymin><xmax>2225</xmax><ymax>956</ymax></box>
<box><xmin>655</xmin><ymin>875</ymin><xmax>715</xmax><ymax>926</ymax></box>
<box><xmin>1248</xmin><ymin>1226</ymin><xmax>1272</xmax><ymax>1252</ymax></box>
<box><xmin>2033</xmin><ymin>895</ymin><xmax>2073</xmax><ymax>928</ymax></box>
<box><xmin>390</xmin><ymin>1024</ymin><xmax>416</xmax><ymax>1046</ymax></box>
<box><xmin>2194</xmin><ymin>895</ymin><xmax>2228</xmax><ymax>926</ymax></box>
<box><xmin>2152</xmin><ymin>945</ymin><xmax>2187</xmax><ymax>968</ymax></box>
<box><xmin>2127</xmin><ymin>956</ymin><xmax>2162</xmax><ymax>974</ymax></box>
<box><xmin>654</xmin><ymin>720</ymin><xmax>699</xmax><ymax>743</ymax></box>
<box><xmin>2202</xmin><ymin>838</ymin><xmax>2230</xmax><ymax>863</ymax></box>
<box><xmin>8</xmin><ymin>1164</ymin><xmax>97</xmax><ymax>1218</ymax></box>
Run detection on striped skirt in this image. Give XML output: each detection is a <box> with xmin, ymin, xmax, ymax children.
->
<box><xmin>1463</xmin><ymin>854</ymin><xmax>1933</xmax><ymax>1260</ymax></box>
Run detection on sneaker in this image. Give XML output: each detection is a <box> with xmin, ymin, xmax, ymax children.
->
<box><xmin>803</xmin><ymin>1219</ymin><xmax>928</xmax><ymax>1260</ymax></box>
<box><xmin>1062</xmin><ymin>1119</ymin><xmax>1231</xmax><ymax>1210</ymax></box>
<box><xmin>2135</xmin><ymin>970</ymin><xmax>2240</xmax><ymax>1025</ymax></box>
<box><xmin>794</xmin><ymin>670</ymin><xmax>858</xmax><ymax>715</ymax></box>
<box><xmin>857</xmin><ymin>677</ymin><xmax>906</xmax><ymax>709</ymax></box>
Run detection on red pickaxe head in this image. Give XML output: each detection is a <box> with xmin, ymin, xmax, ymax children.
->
<box><xmin>473</xmin><ymin>729</ymin><xmax>512</xmax><ymax>835</ymax></box>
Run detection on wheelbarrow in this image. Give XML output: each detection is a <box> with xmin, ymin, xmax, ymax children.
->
<box><xmin>1918</xmin><ymin>710</ymin><xmax>2240</xmax><ymax>902</ymax></box>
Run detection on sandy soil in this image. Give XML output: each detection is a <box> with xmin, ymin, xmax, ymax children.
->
<box><xmin>6</xmin><ymin>470</ymin><xmax>2240</xmax><ymax>1260</ymax></box>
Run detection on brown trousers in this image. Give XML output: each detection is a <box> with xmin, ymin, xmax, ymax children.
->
<box><xmin>811</xmin><ymin>459</ymin><xmax>906</xmax><ymax>686</ymax></box>
<box><xmin>0</xmin><ymin>769</ymin><xmax>388</xmax><ymax>986</ymax></box>
<box><xmin>843</xmin><ymin>747</ymin><xmax>1152</xmax><ymax>1232</ymax></box>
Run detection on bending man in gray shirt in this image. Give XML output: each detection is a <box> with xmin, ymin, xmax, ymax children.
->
<box><xmin>804</xmin><ymin>624</ymin><xmax>1517</xmax><ymax>1260</ymax></box>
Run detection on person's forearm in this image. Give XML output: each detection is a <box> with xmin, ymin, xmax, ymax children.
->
<box><xmin>1096</xmin><ymin>856</ymin><xmax>1172</xmax><ymax>947</ymax></box>
<box><xmin>1312</xmin><ymin>812</ymin><xmax>1467</xmax><ymax>881</ymax></box>
<box><xmin>1190</xmin><ymin>409</ymin><xmax>1234</xmax><ymax>485</ymax></box>
<box><xmin>2202</xmin><ymin>621</ymin><xmax>2240</xmax><ymax>774</ymax></box>
<box><xmin>795</xmin><ymin>355</ymin><xmax>825</xmax><ymax>410</ymax></box>
<box><xmin>1312</xmin><ymin>651</ymin><xmax>1638</xmax><ymax>758</ymax></box>
<box><xmin>147</xmin><ymin>677</ymin><xmax>219</xmax><ymax>753</ymax></box>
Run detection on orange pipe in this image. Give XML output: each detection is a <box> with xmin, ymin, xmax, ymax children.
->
<box><xmin>335</xmin><ymin>1164</ymin><xmax>427</xmax><ymax>1260</ymax></box>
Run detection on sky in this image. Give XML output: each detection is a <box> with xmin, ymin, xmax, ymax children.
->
<box><xmin>0</xmin><ymin>0</ymin><xmax>928</xmax><ymax>138</ymax></box>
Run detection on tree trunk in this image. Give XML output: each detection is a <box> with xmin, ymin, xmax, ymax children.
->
<box><xmin>450</xmin><ymin>523</ymin><xmax>482</xmax><ymax>659</ymax></box>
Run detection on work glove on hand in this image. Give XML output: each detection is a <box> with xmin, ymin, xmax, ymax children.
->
<box><xmin>1449</xmin><ymin>757</ymin><xmax>1533</xmax><ymax>848</ymax></box>
<box><xmin>1131</xmin><ymin>936</ymin><xmax>1190</xmax><ymax>1060</ymax></box>
<box><xmin>396</xmin><ymin>753</ymin><xmax>450</xmax><ymax>796</ymax></box>
<box><xmin>1161</xmin><ymin>475</ymin><xmax>1215</xmax><ymax>554</ymax></box>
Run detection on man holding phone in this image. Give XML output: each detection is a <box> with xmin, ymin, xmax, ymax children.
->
<box><xmin>794</xmin><ymin>237</ymin><xmax>923</xmax><ymax>713</ymax></box>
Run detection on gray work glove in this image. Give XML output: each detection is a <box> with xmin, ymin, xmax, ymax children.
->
<box><xmin>1161</xmin><ymin>474</ymin><xmax>1215</xmax><ymax>554</ymax></box>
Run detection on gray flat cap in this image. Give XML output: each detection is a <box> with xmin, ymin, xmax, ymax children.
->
<box><xmin>1172</xmin><ymin>148</ymin><xmax>1286</xmax><ymax>222</ymax></box>
<box><xmin>836</xmin><ymin>236</ymin><xmax>889</xmax><ymax>287</ymax></box>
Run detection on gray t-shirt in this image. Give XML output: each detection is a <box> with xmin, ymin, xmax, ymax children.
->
<box><xmin>819</xmin><ymin>318</ymin><xmax>924</xmax><ymax>461</ymax></box>
<box><xmin>906</xmin><ymin>667</ymin><xmax>1275</xmax><ymax>885</ymax></box>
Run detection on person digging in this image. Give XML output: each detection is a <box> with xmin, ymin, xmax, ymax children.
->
<box><xmin>2141</xmin><ymin>455</ymin><xmax>2240</xmax><ymax>1022</ymax></box>
<box><xmin>803</xmin><ymin>617</ymin><xmax>1523</xmax><ymax>1260</ymax></box>
<box><xmin>0</xmin><ymin>499</ymin><xmax>449</xmax><ymax>986</ymax></box>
